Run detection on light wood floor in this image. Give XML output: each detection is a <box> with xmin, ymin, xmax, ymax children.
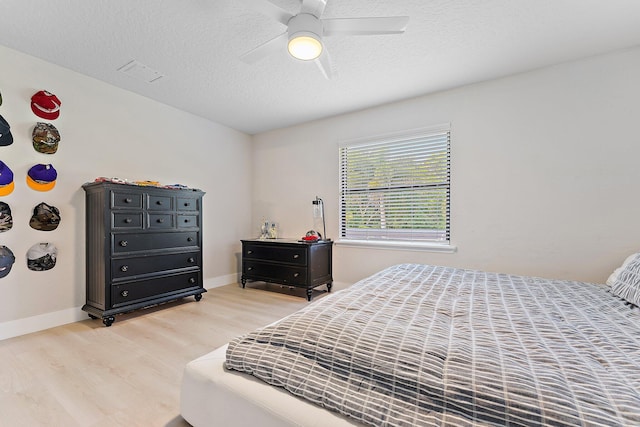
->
<box><xmin>0</xmin><ymin>283</ymin><xmax>324</xmax><ymax>427</ymax></box>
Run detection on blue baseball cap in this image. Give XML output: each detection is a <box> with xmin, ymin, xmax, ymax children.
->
<box><xmin>0</xmin><ymin>115</ymin><xmax>13</xmax><ymax>146</ymax></box>
<box><xmin>0</xmin><ymin>245</ymin><xmax>15</xmax><ymax>278</ymax></box>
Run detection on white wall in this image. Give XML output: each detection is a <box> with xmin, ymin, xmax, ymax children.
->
<box><xmin>0</xmin><ymin>45</ymin><xmax>252</xmax><ymax>339</ymax></box>
<box><xmin>252</xmin><ymin>47</ymin><xmax>640</xmax><ymax>286</ymax></box>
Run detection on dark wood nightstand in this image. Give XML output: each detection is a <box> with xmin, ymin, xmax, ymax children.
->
<box><xmin>241</xmin><ymin>239</ymin><xmax>333</xmax><ymax>301</ymax></box>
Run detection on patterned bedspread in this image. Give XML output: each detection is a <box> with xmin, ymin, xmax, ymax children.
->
<box><xmin>225</xmin><ymin>264</ymin><xmax>640</xmax><ymax>426</ymax></box>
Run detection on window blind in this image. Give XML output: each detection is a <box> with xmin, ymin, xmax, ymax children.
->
<box><xmin>339</xmin><ymin>127</ymin><xmax>450</xmax><ymax>243</ymax></box>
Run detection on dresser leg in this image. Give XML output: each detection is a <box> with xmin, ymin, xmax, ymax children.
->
<box><xmin>194</xmin><ymin>293</ymin><xmax>203</xmax><ymax>302</ymax></box>
<box><xmin>306</xmin><ymin>289</ymin><xmax>313</xmax><ymax>301</ymax></box>
<box><xmin>103</xmin><ymin>316</ymin><xmax>115</xmax><ymax>327</ymax></box>
<box><xmin>241</xmin><ymin>278</ymin><xmax>246</xmax><ymax>288</ymax></box>
<box><xmin>327</xmin><ymin>282</ymin><xmax>333</xmax><ymax>292</ymax></box>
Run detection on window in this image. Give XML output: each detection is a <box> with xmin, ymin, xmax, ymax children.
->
<box><xmin>339</xmin><ymin>125</ymin><xmax>451</xmax><ymax>247</ymax></box>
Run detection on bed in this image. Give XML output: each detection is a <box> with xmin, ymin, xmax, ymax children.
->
<box><xmin>181</xmin><ymin>262</ymin><xmax>640</xmax><ymax>426</ymax></box>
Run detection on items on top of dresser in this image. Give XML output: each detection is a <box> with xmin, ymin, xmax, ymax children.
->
<box><xmin>90</xmin><ymin>176</ymin><xmax>199</xmax><ymax>191</ymax></box>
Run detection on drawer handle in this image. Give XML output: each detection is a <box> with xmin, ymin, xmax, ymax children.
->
<box><xmin>188</xmin><ymin>257</ymin><xmax>195</xmax><ymax>263</ymax></box>
<box><xmin>119</xmin><ymin>240</ymin><xmax>128</xmax><ymax>247</ymax></box>
<box><xmin>247</xmin><ymin>267</ymin><xmax>253</xmax><ymax>271</ymax></box>
<box><xmin>293</xmin><ymin>273</ymin><xmax>299</xmax><ymax>278</ymax></box>
<box><xmin>189</xmin><ymin>277</ymin><xmax>196</xmax><ymax>284</ymax></box>
<box><xmin>184</xmin><ymin>202</ymin><xmax>190</xmax><ymax>207</ymax></box>
<box><xmin>125</xmin><ymin>198</ymin><xmax>132</xmax><ymax>203</ymax></box>
<box><xmin>156</xmin><ymin>200</ymin><xmax>163</xmax><ymax>205</ymax></box>
<box><xmin>157</xmin><ymin>218</ymin><xmax>165</xmax><ymax>223</ymax></box>
<box><xmin>121</xmin><ymin>290</ymin><xmax>129</xmax><ymax>297</ymax></box>
<box><xmin>187</xmin><ymin>237</ymin><xmax>194</xmax><ymax>242</ymax></box>
<box><xmin>293</xmin><ymin>254</ymin><xmax>299</xmax><ymax>259</ymax></box>
<box><xmin>120</xmin><ymin>265</ymin><xmax>129</xmax><ymax>272</ymax></box>
<box><xmin>124</xmin><ymin>218</ymin><xmax>132</xmax><ymax>224</ymax></box>
<box><xmin>184</xmin><ymin>218</ymin><xmax>190</xmax><ymax>223</ymax></box>
<box><xmin>247</xmin><ymin>250</ymin><xmax>253</xmax><ymax>254</ymax></box>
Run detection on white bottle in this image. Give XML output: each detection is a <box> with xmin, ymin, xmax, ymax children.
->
<box><xmin>268</xmin><ymin>223</ymin><xmax>278</xmax><ymax>239</ymax></box>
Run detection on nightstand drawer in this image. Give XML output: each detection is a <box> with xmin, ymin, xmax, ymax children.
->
<box><xmin>111</xmin><ymin>271</ymin><xmax>201</xmax><ymax>307</ymax></box>
<box><xmin>112</xmin><ymin>251</ymin><xmax>200</xmax><ymax>279</ymax></box>
<box><xmin>243</xmin><ymin>244</ymin><xmax>307</xmax><ymax>265</ymax></box>
<box><xmin>243</xmin><ymin>261</ymin><xmax>306</xmax><ymax>285</ymax></box>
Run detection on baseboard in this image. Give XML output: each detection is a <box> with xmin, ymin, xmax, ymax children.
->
<box><xmin>204</xmin><ymin>273</ymin><xmax>240</xmax><ymax>290</ymax></box>
<box><xmin>0</xmin><ymin>273</ymin><xmax>240</xmax><ymax>342</ymax></box>
<box><xmin>329</xmin><ymin>281</ymin><xmax>351</xmax><ymax>292</ymax></box>
<box><xmin>0</xmin><ymin>307</ymin><xmax>87</xmax><ymax>342</ymax></box>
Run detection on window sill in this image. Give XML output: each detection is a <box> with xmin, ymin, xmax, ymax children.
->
<box><xmin>335</xmin><ymin>239</ymin><xmax>457</xmax><ymax>253</ymax></box>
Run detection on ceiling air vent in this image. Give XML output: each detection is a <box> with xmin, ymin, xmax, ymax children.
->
<box><xmin>117</xmin><ymin>60</ymin><xmax>165</xmax><ymax>83</ymax></box>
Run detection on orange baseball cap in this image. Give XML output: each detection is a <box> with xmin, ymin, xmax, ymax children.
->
<box><xmin>26</xmin><ymin>163</ymin><xmax>57</xmax><ymax>192</ymax></box>
<box><xmin>0</xmin><ymin>161</ymin><xmax>14</xmax><ymax>196</ymax></box>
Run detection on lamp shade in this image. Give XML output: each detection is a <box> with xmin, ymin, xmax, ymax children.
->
<box><xmin>288</xmin><ymin>33</ymin><xmax>323</xmax><ymax>60</ymax></box>
<box><xmin>287</xmin><ymin>13</ymin><xmax>324</xmax><ymax>61</ymax></box>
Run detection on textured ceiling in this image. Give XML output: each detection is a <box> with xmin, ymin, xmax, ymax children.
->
<box><xmin>1</xmin><ymin>0</ymin><xmax>640</xmax><ymax>135</ymax></box>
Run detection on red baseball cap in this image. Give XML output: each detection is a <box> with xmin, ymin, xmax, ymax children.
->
<box><xmin>31</xmin><ymin>90</ymin><xmax>61</xmax><ymax>120</ymax></box>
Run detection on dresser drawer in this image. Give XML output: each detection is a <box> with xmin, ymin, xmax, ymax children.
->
<box><xmin>112</xmin><ymin>231</ymin><xmax>199</xmax><ymax>253</ymax></box>
<box><xmin>111</xmin><ymin>271</ymin><xmax>201</xmax><ymax>308</ymax></box>
<box><xmin>243</xmin><ymin>244</ymin><xmax>307</xmax><ymax>265</ymax></box>
<box><xmin>148</xmin><ymin>195</ymin><xmax>173</xmax><ymax>210</ymax></box>
<box><xmin>148</xmin><ymin>213</ymin><xmax>174</xmax><ymax>229</ymax></box>
<box><xmin>177</xmin><ymin>214</ymin><xmax>198</xmax><ymax>228</ymax></box>
<box><xmin>112</xmin><ymin>251</ymin><xmax>200</xmax><ymax>279</ymax></box>
<box><xmin>243</xmin><ymin>261</ymin><xmax>307</xmax><ymax>285</ymax></box>
<box><xmin>112</xmin><ymin>212</ymin><xmax>143</xmax><ymax>229</ymax></box>
<box><xmin>177</xmin><ymin>197</ymin><xmax>198</xmax><ymax>211</ymax></box>
<box><xmin>111</xmin><ymin>191</ymin><xmax>143</xmax><ymax>209</ymax></box>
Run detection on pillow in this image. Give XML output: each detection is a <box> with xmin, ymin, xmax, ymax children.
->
<box><xmin>610</xmin><ymin>253</ymin><xmax>640</xmax><ymax>307</ymax></box>
<box><xmin>606</xmin><ymin>252</ymin><xmax>639</xmax><ymax>287</ymax></box>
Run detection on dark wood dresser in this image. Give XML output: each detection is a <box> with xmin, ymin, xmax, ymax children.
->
<box><xmin>82</xmin><ymin>182</ymin><xmax>205</xmax><ymax>326</ymax></box>
<box><xmin>241</xmin><ymin>238</ymin><xmax>333</xmax><ymax>301</ymax></box>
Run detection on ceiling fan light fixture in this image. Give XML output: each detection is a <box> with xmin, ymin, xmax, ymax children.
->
<box><xmin>286</xmin><ymin>13</ymin><xmax>324</xmax><ymax>61</ymax></box>
<box><xmin>288</xmin><ymin>33</ymin><xmax>323</xmax><ymax>60</ymax></box>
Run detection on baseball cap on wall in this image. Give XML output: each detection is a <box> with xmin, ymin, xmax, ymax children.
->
<box><xmin>27</xmin><ymin>164</ymin><xmax>57</xmax><ymax>191</ymax></box>
<box><xmin>27</xmin><ymin>242</ymin><xmax>58</xmax><ymax>271</ymax></box>
<box><xmin>30</xmin><ymin>202</ymin><xmax>60</xmax><ymax>231</ymax></box>
<box><xmin>0</xmin><ymin>114</ymin><xmax>13</xmax><ymax>146</ymax></box>
<box><xmin>32</xmin><ymin>123</ymin><xmax>60</xmax><ymax>154</ymax></box>
<box><xmin>0</xmin><ymin>161</ymin><xmax>14</xmax><ymax>196</ymax></box>
<box><xmin>0</xmin><ymin>202</ymin><xmax>12</xmax><ymax>232</ymax></box>
<box><xmin>31</xmin><ymin>90</ymin><xmax>61</xmax><ymax>120</ymax></box>
<box><xmin>0</xmin><ymin>245</ymin><xmax>15</xmax><ymax>278</ymax></box>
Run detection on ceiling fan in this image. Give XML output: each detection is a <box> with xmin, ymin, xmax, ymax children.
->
<box><xmin>240</xmin><ymin>0</ymin><xmax>409</xmax><ymax>79</ymax></box>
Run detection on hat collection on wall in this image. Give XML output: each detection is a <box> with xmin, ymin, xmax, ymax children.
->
<box><xmin>0</xmin><ymin>89</ymin><xmax>61</xmax><ymax>278</ymax></box>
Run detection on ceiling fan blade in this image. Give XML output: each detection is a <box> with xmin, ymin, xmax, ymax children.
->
<box><xmin>300</xmin><ymin>0</ymin><xmax>327</xmax><ymax>17</ymax></box>
<box><xmin>240</xmin><ymin>32</ymin><xmax>288</xmax><ymax>63</ymax></box>
<box><xmin>245</xmin><ymin>0</ymin><xmax>293</xmax><ymax>25</ymax></box>
<box><xmin>323</xmin><ymin>16</ymin><xmax>409</xmax><ymax>36</ymax></box>
<box><xmin>314</xmin><ymin>48</ymin><xmax>333</xmax><ymax>79</ymax></box>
